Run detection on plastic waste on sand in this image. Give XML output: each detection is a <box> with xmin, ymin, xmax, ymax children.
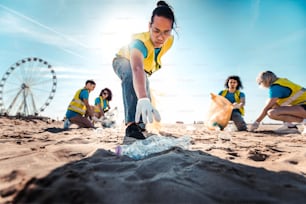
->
<box><xmin>217</xmin><ymin>121</ymin><xmax>235</xmax><ymax>141</ymax></box>
<box><xmin>115</xmin><ymin>135</ymin><xmax>191</xmax><ymax>160</ymax></box>
<box><xmin>206</xmin><ymin>93</ymin><xmax>233</xmax><ymax>130</ymax></box>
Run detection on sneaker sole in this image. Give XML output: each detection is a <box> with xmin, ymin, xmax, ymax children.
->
<box><xmin>273</xmin><ymin>129</ymin><xmax>300</xmax><ymax>134</ymax></box>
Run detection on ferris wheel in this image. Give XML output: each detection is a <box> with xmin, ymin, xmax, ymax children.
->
<box><xmin>0</xmin><ymin>57</ymin><xmax>57</xmax><ymax>116</ymax></box>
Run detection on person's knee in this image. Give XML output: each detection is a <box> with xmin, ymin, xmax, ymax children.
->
<box><xmin>267</xmin><ymin>109</ymin><xmax>277</xmax><ymax>119</ymax></box>
<box><xmin>231</xmin><ymin>112</ymin><xmax>241</xmax><ymax>120</ymax></box>
<box><xmin>113</xmin><ymin>59</ymin><xmax>132</xmax><ymax>81</ymax></box>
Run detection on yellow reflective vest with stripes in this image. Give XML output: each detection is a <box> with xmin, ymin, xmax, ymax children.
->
<box><xmin>272</xmin><ymin>78</ymin><xmax>306</xmax><ymax>106</ymax></box>
<box><xmin>117</xmin><ymin>32</ymin><xmax>173</xmax><ymax>75</ymax></box>
<box><xmin>68</xmin><ymin>88</ymin><xmax>88</xmax><ymax>115</ymax></box>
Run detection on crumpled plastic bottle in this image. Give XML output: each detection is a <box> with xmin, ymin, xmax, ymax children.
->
<box><xmin>115</xmin><ymin>135</ymin><xmax>191</xmax><ymax>160</ymax></box>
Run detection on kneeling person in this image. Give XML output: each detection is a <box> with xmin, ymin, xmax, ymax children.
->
<box><xmin>64</xmin><ymin>80</ymin><xmax>96</xmax><ymax>129</ymax></box>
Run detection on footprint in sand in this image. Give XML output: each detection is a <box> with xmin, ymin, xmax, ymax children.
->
<box><xmin>248</xmin><ymin>150</ymin><xmax>269</xmax><ymax>161</ymax></box>
<box><xmin>287</xmin><ymin>160</ymin><xmax>298</xmax><ymax>165</ymax></box>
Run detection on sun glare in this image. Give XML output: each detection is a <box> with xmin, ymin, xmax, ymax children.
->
<box><xmin>92</xmin><ymin>11</ymin><xmax>148</xmax><ymax>60</ymax></box>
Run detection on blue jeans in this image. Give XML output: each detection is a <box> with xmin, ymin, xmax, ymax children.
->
<box><xmin>112</xmin><ymin>57</ymin><xmax>150</xmax><ymax>124</ymax></box>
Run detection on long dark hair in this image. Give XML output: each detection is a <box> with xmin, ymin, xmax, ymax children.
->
<box><xmin>99</xmin><ymin>88</ymin><xmax>112</xmax><ymax>101</ymax></box>
<box><xmin>224</xmin><ymin>75</ymin><xmax>243</xmax><ymax>90</ymax></box>
<box><xmin>150</xmin><ymin>1</ymin><xmax>177</xmax><ymax>30</ymax></box>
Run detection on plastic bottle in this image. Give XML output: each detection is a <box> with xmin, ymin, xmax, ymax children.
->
<box><xmin>94</xmin><ymin>127</ymin><xmax>104</xmax><ymax>134</ymax></box>
<box><xmin>115</xmin><ymin>135</ymin><xmax>191</xmax><ymax>160</ymax></box>
<box><xmin>63</xmin><ymin>119</ymin><xmax>70</xmax><ymax>130</ymax></box>
<box><xmin>224</xmin><ymin>121</ymin><xmax>236</xmax><ymax>132</ymax></box>
<box><xmin>102</xmin><ymin>107</ymin><xmax>120</xmax><ymax>128</ymax></box>
<box><xmin>218</xmin><ymin>121</ymin><xmax>234</xmax><ymax>141</ymax></box>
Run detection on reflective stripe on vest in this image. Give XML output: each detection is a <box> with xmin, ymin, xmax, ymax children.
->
<box><xmin>68</xmin><ymin>89</ymin><xmax>87</xmax><ymax>115</ymax></box>
<box><xmin>273</xmin><ymin>78</ymin><xmax>306</xmax><ymax>106</ymax></box>
<box><xmin>281</xmin><ymin>88</ymin><xmax>306</xmax><ymax>106</ymax></box>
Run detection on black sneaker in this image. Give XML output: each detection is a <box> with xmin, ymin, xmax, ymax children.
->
<box><xmin>125</xmin><ymin>123</ymin><xmax>146</xmax><ymax>139</ymax></box>
<box><xmin>137</xmin><ymin>122</ymin><xmax>146</xmax><ymax>132</ymax></box>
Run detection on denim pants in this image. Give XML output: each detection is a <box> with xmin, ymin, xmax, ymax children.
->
<box><xmin>112</xmin><ymin>57</ymin><xmax>150</xmax><ymax>124</ymax></box>
<box><xmin>231</xmin><ymin>110</ymin><xmax>247</xmax><ymax>131</ymax></box>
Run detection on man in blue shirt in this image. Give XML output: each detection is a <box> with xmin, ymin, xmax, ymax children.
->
<box><xmin>64</xmin><ymin>80</ymin><xmax>96</xmax><ymax>129</ymax></box>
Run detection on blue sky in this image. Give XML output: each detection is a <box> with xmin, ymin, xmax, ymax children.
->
<box><xmin>0</xmin><ymin>0</ymin><xmax>305</xmax><ymax>124</ymax></box>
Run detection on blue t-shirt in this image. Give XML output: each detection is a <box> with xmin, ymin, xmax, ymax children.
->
<box><xmin>66</xmin><ymin>89</ymin><xmax>89</xmax><ymax>119</ymax></box>
<box><xmin>218</xmin><ymin>91</ymin><xmax>245</xmax><ymax>103</ymax></box>
<box><xmin>269</xmin><ymin>84</ymin><xmax>291</xmax><ymax>98</ymax></box>
<box><xmin>129</xmin><ymin>40</ymin><xmax>161</xmax><ymax>61</ymax></box>
<box><xmin>218</xmin><ymin>90</ymin><xmax>245</xmax><ymax>113</ymax></box>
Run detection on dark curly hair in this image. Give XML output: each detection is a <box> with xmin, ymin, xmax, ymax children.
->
<box><xmin>224</xmin><ymin>75</ymin><xmax>243</xmax><ymax>90</ymax></box>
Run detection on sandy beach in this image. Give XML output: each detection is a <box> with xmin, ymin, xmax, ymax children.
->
<box><xmin>1</xmin><ymin>116</ymin><xmax>306</xmax><ymax>204</ymax></box>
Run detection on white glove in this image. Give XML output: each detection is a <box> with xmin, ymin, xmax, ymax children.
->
<box><xmin>249</xmin><ymin>121</ymin><xmax>259</xmax><ymax>132</ymax></box>
<box><xmin>233</xmin><ymin>102</ymin><xmax>242</xmax><ymax>109</ymax></box>
<box><xmin>135</xmin><ymin>98</ymin><xmax>161</xmax><ymax>124</ymax></box>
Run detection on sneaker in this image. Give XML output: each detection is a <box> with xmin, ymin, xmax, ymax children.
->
<box><xmin>63</xmin><ymin>119</ymin><xmax>70</xmax><ymax>130</ymax></box>
<box><xmin>273</xmin><ymin>124</ymin><xmax>300</xmax><ymax>134</ymax></box>
<box><xmin>125</xmin><ymin>123</ymin><xmax>145</xmax><ymax>139</ymax></box>
<box><xmin>137</xmin><ymin>122</ymin><xmax>146</xmax><ymax>132</ymax></box>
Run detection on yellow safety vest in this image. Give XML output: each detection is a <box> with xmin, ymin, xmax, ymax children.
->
<box><xmin>94</xmin><ymin>97</ymin><xmax>109</xmax><ymax>113</ymax></box>
<box><xmin>68</xmin><ymin>88</ymin><xmax>88</xmax><ymax>115</ymax></box>
<box><xmin>272</xmin><ymin>78</ymin><xmax>306</xmax><ymax>106</ymax></box>
<box><xmin>117</xmin><ymin>32</ymin><xmax>174</xmax><ymax>75</ymax></box>
<box><xmin>221</xmin><ymin>90</ymin><xmax>245</xmax><ymax>116</ymax></box>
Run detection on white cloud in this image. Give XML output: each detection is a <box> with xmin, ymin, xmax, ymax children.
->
<box><xmin>0</xmin><ymin>4</ymin><xmax>91</xmax><ymax>60</ymax></box>
<box><xmin>250</xmin><ymin>0</ymin><xmax>260</xmax><ymax>29</ymax></box>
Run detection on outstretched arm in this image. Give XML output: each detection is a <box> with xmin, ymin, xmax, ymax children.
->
<box><xmin>130</xmin><ymin>48</ymin><xmax>147</xmax><ymax>99</ymax></box>
<box><xmin>254</xmin><ymin>98</ymin><xmax>278</xmax><ymax>123</ymax></box>
<box><xmin>129</xmin><ymin>47</ymin><xmax>161</xmax><ymax>123</ymax></box>
<box><xmin>84</xmin><ymin>99</ymin><xmax>94</xmax><ymax>117</ymax></box>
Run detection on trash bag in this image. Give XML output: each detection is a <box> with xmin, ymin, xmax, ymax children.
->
<box><xmin>206</xmin><ymin>93</ymin><xmax>233</xmax><ymax>130</ymax></box>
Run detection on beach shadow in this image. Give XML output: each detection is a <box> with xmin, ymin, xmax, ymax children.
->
<box><xmin>254</xmin><ymin>130</ymin><xmax>300</xmax><ymax>136</ymax></box>
<box><xmin>255</xmin><ymin>130</ymin><xmax>276</xmax><ymax>134</ymax></box>
<box><xmin>44</xmin><ymin>127</ymin><xmax>67</xmax><ymax>133</ymax></box>
<box><xmin>12</xmin><ymin>148</ymin><xmax>306</xmax><ymax>204</ymax></box>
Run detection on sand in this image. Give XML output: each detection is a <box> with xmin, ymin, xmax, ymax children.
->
<box><xmin>1</xmin><ymin>116</ymin><xmax>306</xmax><ymax>204</ymax></box>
